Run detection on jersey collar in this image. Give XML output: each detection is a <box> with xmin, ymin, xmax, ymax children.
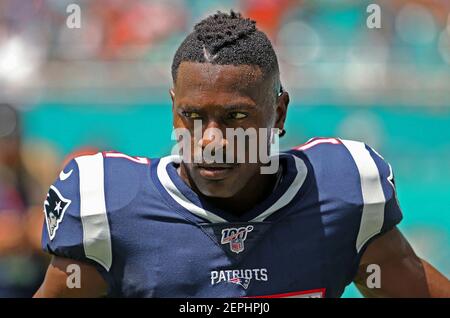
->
<box><xmin>153</xmin><ymin>153</ymin><xmax>308</xmax><ymax>223</ymax></box>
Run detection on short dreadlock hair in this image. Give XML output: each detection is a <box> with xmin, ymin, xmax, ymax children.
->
<box><xmin>171</xmin><ymin>11</ymin><xmax>280</xmax><ymax>89</ymax></box>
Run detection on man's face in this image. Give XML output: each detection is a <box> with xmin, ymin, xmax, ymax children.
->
<box><xmin>171</xmin><ymin>62</ymin><xmax>288</xmax><ymax>198</ymax></box>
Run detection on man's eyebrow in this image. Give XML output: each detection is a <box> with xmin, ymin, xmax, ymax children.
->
<box><xmin>223</xmin><ymin>103</ymin><xmax>256</xmax><ymax>110</ymax></box>
<box><xmin>177</xmin><ymin>105</ymin><xmax>200</xmax><ymax>111</ymax></box>
<box><xmin>177</xmin><ymin>103</ymin><xmax>256</xmax><ymax>111</ymax></box>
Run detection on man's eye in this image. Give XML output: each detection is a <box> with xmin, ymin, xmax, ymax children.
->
<box><xmin>182</xmin><ymin>111</ymin><xmax>201</xmax><ymax>119</ymax></box>
<box><xmin>228</xmin><ymin>112</ymin><xmax>248</xmax><ymax>120</ymax></box>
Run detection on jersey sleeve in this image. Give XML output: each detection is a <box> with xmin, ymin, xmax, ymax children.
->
<box><xmin>42</xmin><ymin>153</ymin><xmax>113</xmax><ymax>274</ymax></box>
<box><xmin>365</xmin><ymin>144</ymin><xmax>403</xmax><ymax>239</ymax></box>
<box><xmin>341</xmin><ymin>140</ymin><xmax>403</xmax><ymax>255</ymax></box>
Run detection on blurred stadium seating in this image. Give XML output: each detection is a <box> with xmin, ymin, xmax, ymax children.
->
<box><xmin>0</xmin><ymin>0</ymin><xmax>448</xmax><ymax>297</ymax></box>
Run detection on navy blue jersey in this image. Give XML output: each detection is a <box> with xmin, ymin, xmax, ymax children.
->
<box><xmin>41</xmin><ymin>138</ymin><xmax>402</xmax><ymax>298</ymax></box>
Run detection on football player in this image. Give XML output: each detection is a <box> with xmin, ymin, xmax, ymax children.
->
<box><xmin>34</xmin><ymin>11</ymin><xmax>449</xmax><ymax>298</ymax></box>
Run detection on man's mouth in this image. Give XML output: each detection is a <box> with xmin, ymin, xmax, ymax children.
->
<box><xmin>195</xmin><ymin>163</ymin><xmax>239</xmax><ymax>180</ymax></box>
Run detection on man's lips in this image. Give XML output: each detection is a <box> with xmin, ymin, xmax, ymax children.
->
<box><xmin>195</xmin><ymin>163</ymin><xmax>239</xmax><ymax>169</ymax></box>
<box><xmin>194</xmin><ymin>163</ymin><xmax>239</xmax><ymax>180</ymax></box>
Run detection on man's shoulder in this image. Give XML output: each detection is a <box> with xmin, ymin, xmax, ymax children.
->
<box><xmin>77</xmin><ymin>151</ymin><xmax>153</xmax><ymax>209</ymax></box>
<box><xmin>285</xmin><ymin>137</ymin><xmax>396</xmax><ymax>209</ymax></box>
<box><xmin>286</xmin><ymin>137</ymin><xmax>390</xmax><ymax>175</ymax></box>
<box><xmin>51</xmin><ymin>151</ymin><xmax>154</xmax><ymax>215</ymax></box>
<box><xmin>286</xmin><ymin>137</ymin><xmax>357</xmax><ymax>174</ymax></box>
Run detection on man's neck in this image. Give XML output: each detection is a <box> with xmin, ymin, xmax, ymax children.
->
<box><xmin>206</xmin><ymin>172</ymin><xmax>279</xmax><ymax>216</ymax></box>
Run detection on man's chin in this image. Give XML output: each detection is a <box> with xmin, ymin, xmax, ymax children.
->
<box><xmin>194</xmin><ymin>179</ymin><xmax>241</xmax><ymax>199</ymax></box>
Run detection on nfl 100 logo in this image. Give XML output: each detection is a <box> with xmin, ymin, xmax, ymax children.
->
<box><xmin>221</xmin><ymin>225</ymin><xmax>254</xmax><ymax>254</ymax></box>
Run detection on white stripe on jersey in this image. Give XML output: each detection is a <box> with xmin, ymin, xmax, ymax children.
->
<box><xmin>75</xmin><ymin>153</ymin><xmax>112</xmax><ymax>271</ymax></box>
<box><xmin>251</xmin><ymin>155</ymin><xmax>307</xmax><ymax>222</ymax></box>
<box><xmin>157</xmin><ymin>155</ymin><xmax>228</xmax><ymax>223</ymax></box>
<box><xmin>341</xmin><ymin>140</ymin><xmax>386</xmax><ymax>253</ymax></box>
<box><xmin>157</xmin><ymin>154</ymin><xmax>307</xmax><ymax>223</ymax></box>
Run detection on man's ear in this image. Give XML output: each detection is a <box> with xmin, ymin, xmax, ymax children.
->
<box><xmin>170</xmin><ymin>88</ymin><xmax>176</xmax><ymax>127</ymax></box>
<box><xmin>275</xmin><ymin>91</ymin><xmax>289</xmax><ymax>130</ymax></box>
<box><xmin>170</xmin><ymin>88</ymin><xmax>175</xmax><ymax>105</ymax></box>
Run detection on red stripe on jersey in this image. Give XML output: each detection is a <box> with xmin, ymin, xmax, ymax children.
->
<box><xmin>103</xmin><ymin>151</ymin><xmax>150</xmax><ymax>164</ymax></box>
<box><xmin>249</xmin><ymin>288</ymin><xmax>326</xmax><ymax>298</ymax></box>
<box><xmin>294</xmin><ymin>137</ymin><xmax>341</xmax><ymax>151</ymax></box>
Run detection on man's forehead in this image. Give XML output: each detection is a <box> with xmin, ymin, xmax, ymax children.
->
<box><xmin>175</xmin><ymin>62</ymin><xmax>267</xmax><ymax>92</ymax></box>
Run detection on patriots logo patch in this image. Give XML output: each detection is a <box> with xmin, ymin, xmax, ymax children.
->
<box><xmin>228</xmin><ymin>277</ymin><xmax>252</xmax><ymax>289</ymax></box>
<box><xmin>44</xmin><ymin>185</ymin><xmax>71</xmax><ymax>240</ymax></box>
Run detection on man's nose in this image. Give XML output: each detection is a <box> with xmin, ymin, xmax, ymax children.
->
<box><xmin>197</xmin><ymin>122</ymin><xmax>228</xmax><ymax>150</ymax></box>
